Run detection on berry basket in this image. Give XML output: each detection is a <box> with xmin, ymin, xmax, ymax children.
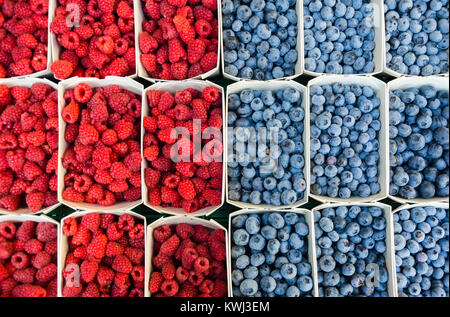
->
<box><xmin>387</xmin><ymin>76</ymin><xmax>449</xmax><ymax>205</ymax></box>
<box><xmin>228</xmin><ymin>208</ymin><xmax>319</xmax><ymax>297</ymax></box>
<box><xmin>136</xmin><ymin>0</ymin><xmax>222</xmax><ymax>82</ymax></box>
<box><xmin>221</xmin><ymin>0</ymin><xmax>304</xmax><ymax>81</ymax></box>
<box><xmin>58</xmin><ymin>209</ymin><xmax>147</xmax><ymax>297</ymax></box>
<box><xmin>302</xmin><ymin>0</ymin><xmax>385</xmax><ymax>77</ymax></box>
<box><xmin>225</xmin><ymin>80</ymin><xmax>310</xmax><ymax>209</ymax></box>
<box><xmin>0</xmin><ymin>214</ymin><xmax>61</xmax><ymax>297</ymax></box>
<box><xmin>57</xmin><ymin>76</ymin><xmax>144</xmax><ymax>212</ymax></box>
<box><xmin>307</xmin><ymin>75</ymin><xmax>389</xmax><ymax>204</ymax></box>
<box><xmin>146</xmin><ymin>215</ymin><xmax>231</xmax><ymax>297</ymax></box>
<box><xmin>392</xmin><ymin>202</ymin><xmax>449</xmax><ymax>297</ymax></box>
<box><xmin>312</xmin><ymin>202</ymin><xmax>397</xmax><ymax>297</ymax></box>
<box><xmin>49</xmin><ymin>0</ymin><xmax>139</xmax><ymax>79</ymax></box>
<box><xmin>142</xmin><ymin>80</ymin><xmax>225</xmax><ymax>217</ymax></box>
<box><xmin>0</xmin><ymin>78</ymin><xmax>61</xmax><ymax>215</ymax></box>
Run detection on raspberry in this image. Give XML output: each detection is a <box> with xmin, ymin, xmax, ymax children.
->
<box><xmin>128</xmin><ymin>224</ymin><xmax>144</xmax><ymax>240</ymax></box>
<box><xmin>106</xmin><ymin>223</ymin><xmax>124</xmax><ymax>241</ymax></box>
<box><xmin>200</xmin><ymin>52</ymin><xmax>217</xmax><ymax>72</ymax></box>
<box><xmin>181</xmin><ymin>247</ymin><xmax>198</xmax><ymax>270</ymax></box>
<box><xmin>171</xmin><ymin>61</ymin><xmax>188</xmax><ymax>80</ymax></box>
<box><xmin>209</xmin><ymin>241</ymin><xmax>226</xmax><ymax>261</ymax></box>
<box><xmin>161</xmin><ymin>262</ymin><xmax>175</xmax><ymax>280</ymax></box>
<box><xmin>117</xmin><ymin>1</ymin><xmax>134</xmax><ymax>19</ymax></box>
<box><xmin>123</xmin><ymin>152</ymin><xmax>141</xmax><ymax>172</ymax></box>
<box><xmin>78</xmin><ymin>124</ymin><xmax>99</xmax><ymax>145</ymax></box>
<box><xmin>101</xmin><ymin>129</ymin><xmax>118</xmax><ymax>146</ymax></box>
<box><xmin>110</xmin><ymin>162</ymin><xmax>131</xmax><ymax>180</ymax></box>
<box><xmin>74</xmin><ymin>83</ymin><xmax>93</xmax><ymax>103</ymax></box>
<box><xmin>81</xmin><ymin>260</ymin><xmax>98</xmax><ymax>283</ymax></box>
<box><xmin>178</xmin><ymin>179</ymin><xmax>196</xmax><ymax>200</ymax></box>
<box><xmin>175</xmin><ymin>223</ymin><xmax>193</xmax><ymax>240</ymax></box>
<box><xmin>94</xmin><ymin>169</ymin><xmax>114</xmax><ymax>185</ymax></box>
<box><xmin>25</xmin><ymin>192</ymin><xmax>45</xmax><ymax>213</ymax></box>
<box><xmin>12</xmin><ymin>284</ymin><xmax>46</xmax><ymax>297</ymax></box>
<box><xmin>0</xmin><ymin>222</ymin><xmax>16</xmax><ymax>239</ymax></box>
<box><xmin>96</xmin><ymin>35</ymin><xmax>114</xmax><ymax>55</ymax></box>
<box><xmin>63</xmin><ymin>187</ymin><xmax>85</xmax><ymax>202</ymax></box>
<box><xmin>202</xmin><ymin>86</ymin><xmax>220</xmax><ymax>103</ymax></box>
<box><xmin>31</xmin><ymin>54</ymin><xmax>48</xmax><ymax>72</ymax></box>
<box><xmin>113</xmin><ymin>119</ymin><xmax>133</xmax><ymax>140</ymax></box>
<box><xmin>211</xmin><ymin>279</ymin><xmax>227</xmax><ymax>297</ymax></box>
<box><xmin>106</xmin><ymin>241</ymin><xmax>124</xmax><ymax>257</ymax></box>
<box><xmin>96</xmin><ymin>266</ymin><xmax>114</xmax><ymax>286</ymax></box>
<box><xmin>51</xmin><ymin>60</ymin><xmax>74</xmax><ymax>79</ymax></box>
<box><xmin>161</xmin><ymin>279</ymin><xmax>179</xmax><ymax>296</ymax></box>
<box><xmin>35</xmin><ymin>222</ymin><xmax>57</xmax><ymax>243</ymax></box>
<box><xmin>176</xmin><ymin>161</ymin><xmax>196</xmax><ymax>177</ymax></box>
<box><xmin>80</xmin><ymin>213</ymin><xmax>100</xmax><ymax>232</ymax></box>
<box><xmin>87</xmin><ymin>234</ymin><xmax>107</xmax><ymax>260</ymax></box>
<box><xmin>161</xmin><ymin>186</ymin><xmax>179</xmax><ymax>203</ymax></box>
<box><xmin>195</xmin><ymin>19</ymin><xmax>212</xmax><ymax>37</ymax></box>
<box><xmin>149</xmin><ymin>271</ymin><xmax>164</xmax><ymax>293</ymax></box>
<box><xmin>168</xmin><ymin>38</ymin><xmax>186</xmax><ymax>64</ymax></box>
<box><xmin>153</xmin><ymin>225</ymin><xmax>172</xmax><ymax>243</ymax></box>
<box><xmin>24</xmin><ymin>239</ymin><xmax>43</xmax><ymax>255</ymax></box>
<box><xmin>191</xmin><ymin>99</ymin><xmax>208</xmax><ymax>121</ymax></box>
<box><xmin>160</xmin><ymin>234</ymin><xmax>180</xmax><ymax>256</ymax></box>
<box><xmin>112</xmin><ymin>255</ymin><xmax>132</xmax><ymax>274</ymax></box>
<box><xmin>62</xmin><ymin>102</ymin><xmax>80</xmax><ymax>124</ymax></box>
<box><xmin>82</xmin><ymin>282</ymin><xmax>100</xmax><ymax>297</ymax></box>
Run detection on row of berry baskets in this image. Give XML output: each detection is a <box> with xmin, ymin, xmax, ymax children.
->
<box><xmin>2</xmin><ymin>0</ymin><xmax>448</xmax><ymax>80</ymax></box>
<box><xmin>0</xmin><ymin>202</ymin><xmax>447</xmax><ymax>297</ymax></box>
<box><xmin>0</xmin><ymin>75</ymin><xmax>448</xmax><ymax>216</ymax></box>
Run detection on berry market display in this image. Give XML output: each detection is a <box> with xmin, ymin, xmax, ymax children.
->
<box><xmin>148</xmin><ymin>219</ymin><xmax>228</xmax><ymax>297</ymax></box>
<box><xmin>393</xmin><ymin>204</ymin><xmax>448</xmax><ymax>297</ymax></box>
<box><xmin>50</xmin><ymin>0</ymin><xmax>137</xmax><ymax>79</ymax></box>
<box><xmin>309</xmin><ymin>77</ymin><xmax>387</xmax><ymax>201</ymax></box>
<box><xmin>227</xmin><ymin>82</ymin><xmax>308</xmax><ymax>208</ymax></box>
<box><xmin>0</xmin><ymin>0</ymin><xmax>50</xmax><ymax>78</ymax></box>
<box><xmin>385</xmin><ymin>0</ymin><xmax>449</xmax><ymax>76</ymax></box>
<box><xmin>60</xmin><ymin>80</ymin><xmax>142</xmax><ymax>208</ymax></box>
<box><xmin>314</xmin><ymin>204</ymin><xmax>393</xmax><ymax>297</ymax></box>
<box><xmin>230</xmin><ymin>211</ymin><xmax>315</xmax><ymax>297</ymax></box>
<box><xmin>138</xmin><ymin>0</ymin><xmax>220</xmax><ymax>80</ymax></box>
<box><xmin>0</xmin><ymin>217</ymin><xmax>59</xmax><ymax>297</ymax></box>
<box><xmin>0</xmin><ymin>80</ymin><xmax>59</xmax><ymax>214</ymax></box>
<box><xmin>61</xmin><ymin>212</ymin><xmax>146</xmax><ymax>297</ymax></box>
<box><xmin>222</xmin><ymin>0</ymin><xmax>300</xmax><ymax>80</ymax></box>
<box><xmin>388</xmin><ymin>78</ymin><xmax>449</xmax><ymax>202</ymax></box>
<box><xmin>143</xmin><ymin>82</ymin><xmax>223</xmax><ymax>214</ymax></box>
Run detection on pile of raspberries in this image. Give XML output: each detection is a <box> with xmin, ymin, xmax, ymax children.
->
<box><xmin>50</xmin><ymin>0</ymin><xmax>136</xmax><ymax>79</ymax></box>
<box><xmin>149</xmin><ymin>223</ymin><xmax>227</xmax><ymax>297</ymax></box>
<box><xmin>140</xmin><ymin>0</ymin><xmax>219</xmax><ymax>79</ymax></box>
<box><xmin>61</xmin><ymin>83</ymin><xmax>141</xmax><ymax>206</ymax></box>
<box><xmin>0</xmin><ymin>83</ymin><xmax>58</xmax><ymax>213</ymax></box>
<box><xmin>0</xmin><ymin>220</ymin><xmax>58</xmax><ymax>297</ymax></box>
<box><xmin>0</xmin><ymin>0</ymin><xmax>49</xmax><ymax>78</ymax></box>
<box><xmin>62</xmin><ymin>213</ymin><xmax>145</xmax><ymax>297</ymax></box>
<box><xmin>144</xmin><ymin>85</ymin><xmax>223</xmax><ymax>213</ymax></box>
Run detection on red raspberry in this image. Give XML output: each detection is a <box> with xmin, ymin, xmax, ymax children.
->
<box><xmin>71</xmin><ymin>225</ymin><xmax>91</xmax><ymax>246</ymax></box>
<box><xmin>94</xmin><ymin>169</ymin><xmax>114</xmax><ymax>185</ymax></box>
<box><xmin>193</xmin><ymin>225</ymin><xmax>210</xmax><ymax>243</ymax></box>
<box><xmin>160</xmin><ymin>234</ymin><xmax>180</xmax><ymax>256</ymax></box>
<box><xmin>124</xmin><ymin>247</ymin><xmax>144</xmax><ymax>265</ymax></box>
<box><xmin>110</xmin><ymin>162</ymin><xmax>131</xmax><ymax>180</ymax></box>
<box><xmin>35</xmin><ymin>222</ymin><xmax>57</xmax><ymax>243</ymax></box>
<box><xmin>178</xmin><ymin>179</ymin><xmax>196</xmax><ymax>200</ymax></box>
<box><xmin>96</xmin><ymin>35</ymin><xmax>114</xmax><ymax>55</ymax></box>
<box><xmin>106</xmin><ymin>241</ymin><xmax>124</xmax><ymax>257</ymax></box>
<box><xmin>191</xmin><ymin>99</ymin><xmax>208</xmax><ymax>121</ymax></box>
<box><xmin>96</xmin><ymin>266</ymin><xmax>114</xmax><ymax>286</ymax></box>
<box><xmin>168</xmin><ymin>38</ymin><xmax>186</xmax><ymax>64</ymax></box>
<box><xmin>113</xmin><ymin>119</ymin><xmax>133</xmax><ymax>140</ymax></box>
<box><xmin>195</xmin><ymin>19</ymin><xmax>212</xmax><ymax>37</ymax></box>
<box><xmin>51</xmin><ymin>60</ymin><xmax>74</xmax><ymax>79</ymax></box>
<box><xmin>200</xmin><ymin>52</ymin><xmax>217</xmax><ymax>72</ymax></box>
<box><xmin>149</xmin><ymin>271</ymin><xmax>164</xmax><ymax>294</ymax></box>
<box><xmin>15</xmin><ymin>221</ymin><xmax>35</xmax><ymax>242</ymax></box>
<box><xmin>81</xmin><ymin>260</ymin><xmax>98</xmax><ymax>283</ymax></box>
<box><xmin>87</xmin><ymin>234</ymin><xmax>107</xmax><ymax>260</ymax></box>
<box><xmin>160</xmin><ymin>186</ymin><xmax>179</xmax><ymax>203</ymax></box>
<box><xmin>202</xmin><ymin>86</ymin><xmax>220</xmax><ymax>102</ymax></box>
<box><xmin>78</xmin><ymin>124</ymin><xmax>99</xmax><ymax>145</ymax></box>
<box><xmin>10</xmin><ymin>87</ymin><xmax>31</xmax><ymax>102</ymax></box>
<box><xmin>74</xmin><ymin>83</ymin><xmax>93</xmax><ymax>103</ymax></box>
<box><xmin>129</xmin><ymin>224</ymin><xmax>145</xmax><ymax>240</ymax></box>
<box><xmin>62</xmin><ymin>187</ymin><xmax>85</xmax><ymax>202</ymax></box>
<box><xmin>112</xmin><ymin>255</ymin><xmax>132</xmax><ymax>274</ymax></box>
<box><xmin>161</xmin><ymin>279</ymin><xmax>179</xmax><ymax>296</ymax></box>
<box><xmin>181</xmin><ymin>247</ymin><xmax>198</xmax><ymax>270</ymax></box>
<box><xmin>106</xmin><ymin>223</ymin><xmax>124</xmax><ymax>241</ymax></box>
<box><xmin>161</xmin><ymin>262</ymin><xmax>176</xmax><ymax>280</ymax></box>
<box><xmin>12</xmin><ymin>284</ymin><xmax>47</xmax><ymax>297</ymax></box>
<box><xmin>176</xmin><ymin>161</ymin><xmax>196</xmax><ymax>177</ymax></box>
<box><xmin>80</xmin><ymin>213</ymin><xmax>100</xmax><ymax>232</ymax></box>
<box><xmin>202</xmin><ymin>189</ymin><xmax>221</xmax><ymax>206</ymax></box>
<box><xmin>117</xmin><ymin>1</ymin><xmax>134</xmax><ymax>19</ymax></box>
<box><xmin>124</xmin><ymin>152</ymin><xmax>141</xmax><ymax>172</ymax></box>
<box><xmin>62</xmin><ymin>102</ymin><xmax>80</xmax><ymax>124</ymax></box>
<box><xmin>101</xmin><ymin>129</ymin><xmax>118</xmax><ymax>146</ymax></box>
<box><xmin>82</xmin><ymin>282</ymin><xmax>100</xmax><ymax>297</ymax></box>
<box><xmin>25</xmin><ymin>192</ymin><xmax>45</xmax><ymax>213</ymax></box>
<box><xmin>153</xmin><ymin>225</ymin><xmax>172</xmax><ymax>243</ymax></box>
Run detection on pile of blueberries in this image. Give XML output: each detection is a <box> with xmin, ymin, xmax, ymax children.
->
<box><xmin>222</xmin><ymin>0</ymin><xmax>299</xmax><ymax>79</ymax></box>
<box><xmin>394</xmin><ymin>206</ymin><xmax>449</xmax><ymax>297</ymax></box>
<box><xmin>310</xmin><ymin>83</ymin><xmax>382</xmax><ymax>199</ymax></box>
<box><xmin>315</xmin><ymin>206</ymin><xmax>390</xmax><ymax>297</ymax></box>
<box><xmin>385</xmin><ymin>0</ymin><xmax>449</xmax><ymax>76</ymax></box>
<box><xmin>231</xmin><ymin>212</ymin><xmax>315</xmax><ymax>297</ymax></box>
<box><xmin>303</xmin><ymin>0</ymin><xmax>377</xmax><ymax>74</ymax></box>
<box><xmin>389</xmin><ymin>86</ymin><xmax>449</xmax><ymax>200</ymax></box>
<box><xmin>227</xmin><ymin>87</ymin><xmax>307</xmax><ymax>206</ymax></box>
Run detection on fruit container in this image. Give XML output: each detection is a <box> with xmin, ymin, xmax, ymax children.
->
<box><xmin>387</xmin><ymin>76</ymin><xmax>449</xmax><ymax>205</ymax></box>
<box><xmin>142</xmin><ymin>80</ymin><xmax>225</xmax><ymax>217</ymax></box>
<box><xmin>49</xmin><ymin>0</ymin><xmax>139</xmax><ymax>79</ymax></box>
<box><xmin>146</xmin><ymin>215</ymin><xmax>230</xmax><ymax>297</ymax></box>
<box><xmin>57</xmin><ymin>76</ymin><xmax>143</xmax><ymax>212</ymax></box>
<box><xmin>225</xmin><ymin>80</ymin><xmax>309</xmax><ymax>209</ymax></box>
<box><xmin>0</xmin><ymin>78</ymin><xmax>61</xmax><ymax>215</ymax></box>
<box><xmin>307</xmin><ymin>75</ymin><xmax>389</xmax><ymax>204</ymax></box>
<box><xmin>58</xmin><ymin>209</ymin><xmax>147</xmax><ymax>297</ymax></box>
<box><xmin>221</xmin><ymin>1</ymin><xmax>304</xmax><ymax>81</ymax></box>
<box><xmin>392</xmin><ymin>202</ymin><xmax>448</xmax><ymax>297</ymax></box>
<box><xmin>136</xmin><ymin>0</ymin><xmax>222</xmax><ymax>82</ymax></box>
<box><xmin>0</xmin><ymin>214</ymin><xmax>61</xmax><ymax>297</ymax></box>
<box><xmin>312</xmin><ymin>202</ymin><xmax>398</xmax><ymax>297</ymax></box>
<box><xmin>228</xmin><ymin>208</ymin><xmax>319</xmax><ymax>297</ymax></box>
<box><xmin>302</xmin><ymin>0</ymin><xmax>385</xmax><ymax>77</ymax></box>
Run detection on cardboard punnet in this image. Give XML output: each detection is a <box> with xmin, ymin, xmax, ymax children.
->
<box><xmin>387</xmin><ymin>76</ymin><xmax>450</xmax><ymax>204</ymax></box>
<box><xmin>303</xmin><ymin>0</ymin><xmax>385</xmax><ymax>77</ymax></box>
<box><xmin>222</xmin><ymin>1</ymin><xmax>304</xmax><ymax>81</ymax></box>
<box><xmin>57</xmin><ymin>77</ymin><xmax>143</xmax><ymax>212</ymax></box>
<box><xmin>307</xmin><ymin>75</ymin><xmax>389</xmax><ymax>203</ymax></box>
<box><xmin>225</xmin><ymin>80</ymin><xmax>309</xmax><ymax>209</ymax></box>
<box><xmin>146</xmin><ymin>215</ymin><xmax>231</xmax><ymax>297</ymax></box>
<box><xmin>0</xmin><ymin>214</ymin><xmax>61</xmax><ymax>297</ymax></box>
<box><xmin>228</xmin><ymin>209</ymin><xmax>319</xmax><ymax>297</ymax></box>
<box><xmin>59</xmin><ymin>209</ymin><xmax>147</xmax><ymax>297</ymax></box>
<box><xmin>312</xmin><ymin>202</ymin><xmax>398</xmax><ymax>297</ymax></box>
<box><xmin>136</xmin><ymin>0</ymin><xmax>222</xmax><ymax>82</ymax></box>
<box><xmin>0</xmin><ymin>78</ymin><xmax>61</xmax><ymax>215</ymax></box>
<box><xmin>392</xmin><ymin>202</ymin><xmax>449</xmax><ymax>297</ymax></box>
<box><xmin>49</xmin><ymin>0</ymin><xmax>139</xmax><ymax>79</ymax></box>
<box><xmin>142</xmin><ymin>80</ymin><xmax>225</xmax><ymax>217</ymax></box>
